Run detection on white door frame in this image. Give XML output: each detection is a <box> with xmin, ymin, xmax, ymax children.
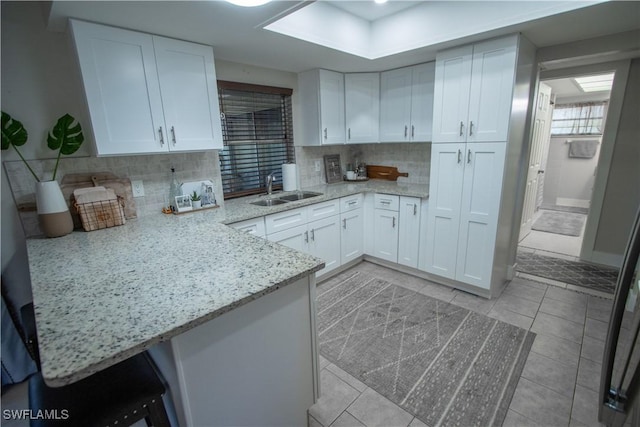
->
<box><xmin>538</xmin><ymin>59</ymin><xmax>631</xmax><ymax>266</ymax></box>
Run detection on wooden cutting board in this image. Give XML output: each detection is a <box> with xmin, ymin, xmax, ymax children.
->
<box><xmin>61</xmin><ymin>173</ymin><xmax>137</xmax><ymax>229</ymax></box>
<box><xmin>367</xmin><ymin>165</ymin><xmax>409</xmax><ymax>181</ymax></box>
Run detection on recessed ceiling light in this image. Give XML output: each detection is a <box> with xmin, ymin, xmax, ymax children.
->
<box><xmin>374</xmin><ymin>0</ymin><xmax>389</xmax><ymax>4</ymax></box>
<box><xmin>225</xmin><ymin>0</ymin><xmax>271</xmax><ymax>7</ymax></box>
<box><xmin>574</xmin><ymin>73</ymin><xmax>614</xmax><ymax>93</ymax></box>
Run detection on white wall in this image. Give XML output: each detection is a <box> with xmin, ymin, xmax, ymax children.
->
<box><xmin>542</xmin><ymin>135</ymin><xmax>600</xmax><ymax>209</ymax></box>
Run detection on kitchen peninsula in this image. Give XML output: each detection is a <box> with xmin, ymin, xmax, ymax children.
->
<box><xmin>26</xmin><ymin>209</ymin><xmax>325</xmax><ymax>426</ymax></box>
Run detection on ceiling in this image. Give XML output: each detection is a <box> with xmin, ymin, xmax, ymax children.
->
<box><xmin>45</xmin><ymin>1</ymin><xmax>640</xmax><ymax>74</ymax></box>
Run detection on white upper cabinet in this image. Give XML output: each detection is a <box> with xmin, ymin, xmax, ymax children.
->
<box><xmin>298</xmin><ymin>69</ymin><xmax>345</xmax><ymax>145</ymax></box>
<box><xmin>70</xmin><ymin>20</ymin><xmax>223</xmax><ymax>156</ymax></box>
<box><xmin>432</xmin><ymin>35</ymin><xmax>517</xmax><ymax>143</ymax></box>
<box><xmin>379</xmin><ymin>62</ymin><xmax>435</xmax><ymax>143</ymax></box>
<box><xmin>345</xmin><ymin>73</ymin><xmax>380</xmax><ymax>144</ymax></box>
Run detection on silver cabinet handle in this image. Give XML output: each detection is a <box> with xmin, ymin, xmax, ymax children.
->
<box><xmin>171</xmin><ymin>126</ymin><xmax>177</xmax><ymax>145</ymax></box>
<box><xmin>469</xmin><ymin>121</ymin><xmax>474</xmax><ymax>136</ymax></box>
<box><xmin>411</xmin><ymin>125</ymin><xmax>415</xmax><ymax>138</ymax></box>
<box><xmin>304</xmin><ymin>231</ymin><xmax>309</xmax><ymax>243</ymax></box>
<box><xmin>311</xmin><ymin>229</ymin><xmax>315</xmax><ymax>241</ymax></box>
<box><xmin>467</xmin><ymin>149</ymin><xmax>472</xmax><ymax>164</ymax></box>
<box><xmin>324</xmin><ymin>128</ymin><xmax>328</xmax><ymax>140</ymax></box>
<box><xmin>348</xmin><ymin>201</ymin><xmax>357</xmax><ymax>206</ymax></box>
<box><xmin>392</xmin><ymin>216</ymin><xmax>396</xmax><ymax>228</ymax></box>
<box><xmin>348</xmin><ymin>128</ymin><xmax>351</xmax><ymax>140</ymax></box>
<box><xmin>458</xmin><ymin>149</ymin><xmax>462</xmax><ymax>164</ymax></box>
<box><xmin>459</xmin><ymin>121</ymin><xmax>464</xmax><ymax>136</ymax></box>
<box><xmin>381</xmin><ymin>200</ymin><xmax>391</xmax><ymax>205</ymax></box>
<box><xmin>404</xmin><ymin>125</ymin><xmax>408</xmax><ymax>138</ymax></box>
<box><xmin>158</xmin><ymin>126</ymin><xmax>165</xmax><ymax>146</ymax></box>
<box><xmin>343</xmin><ymin>219</ymin><xmax>347</xmax><ymax>229</ymax></box>
<box><xmin>413</xmin><ymin>204</ymin><xmax>417</xmax><ymax>216</ymax></box>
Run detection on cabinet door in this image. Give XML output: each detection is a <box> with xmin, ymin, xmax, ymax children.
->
<box><xmin>319</xmin><ymin>70</ymin><xmax>346</xmax><ymax>145</ymax></box>
<box><xmin>70</xmin><ymin>20</ymin><xmax>166</xmax><ymax>156</ymax></box>
<box><xmin>398</xmin><ymin>196</ymin><xmax>421</xmax><ymax>268</ymax></box>
<box><xmin>466</xmin><ymin>37</ymin><xmax>517</xmax><ymax>143</ymax></box>
<box><xmin>309</xmin><ymin>216</ymin><xmax>342</xmax><ymax>276</ymax></box>
<box><xmin>267</xmin><ymin>224</ymin><xmax>309</xmax><ymax>254</ymax></box>
<box><xmin>455</xmin><ymin>143</ymin><xmax>506</xmax><ymax>289</ymax></box>
<box><xmin>432</xmin><ymin>45</ymin><xmax>473</xmax><ymax>143</ymax></box>
<box><xmin>340</xmin><ymin>209</ymin><xmax>364</xmax><ymax>265</ymax></box>
<box><xmin>230</xmin><ymin>217</ymin><xmax>266</xmax><ymax>238</ymax></box>
<box><xmin>373</xmin><ymin>209</ymin><xmax>399</xmax><ymax>263</ymax></box>
<box><xmin>345</xmin><ymin>73</ymin><xmax>380</xmax><ymax>144</ymax></box>
<box><xmin>409</xmin><ymin>63</ymin><xmax>435</xmax><ymax>142</ymax></box>
<box><xmin>424</xmin><ymin>143</ymin><xmax>465</xmax><ymax>278</ymax></box>
<box><xmin>379</xmin><ymin>67</ymin><xmax>412</xmax><ymax>143</ymax></box>
<box><xmin>154</xmin><ymin>36</ymin><xmax>223</xmax><ymax>151</ymax></box>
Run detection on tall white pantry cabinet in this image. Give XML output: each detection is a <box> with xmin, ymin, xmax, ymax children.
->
<box><xmin>425</xmin><ymin>34</ymin><xmax>537</xmax><ymax>297</ymax></box>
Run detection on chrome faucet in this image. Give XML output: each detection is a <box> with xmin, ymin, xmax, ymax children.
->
<box><xmin>266</xmin><ymin>170</ymin><xmax>278</xmax><ymax>195</ymax></box>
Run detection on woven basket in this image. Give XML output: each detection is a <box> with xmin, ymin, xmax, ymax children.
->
<box><xmin>73</xmin><ymin>187</ymin><xmax>126</xmax><ymax>232</ymax></box>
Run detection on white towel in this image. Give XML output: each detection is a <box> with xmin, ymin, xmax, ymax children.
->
<box><xmin>569</xmin><ymin>140</ymin><xmax>598</xmax><ymax>158</ymax></box>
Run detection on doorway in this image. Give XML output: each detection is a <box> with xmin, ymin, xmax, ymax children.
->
<box><xmin>518</xmin><ymin>72</ymin><xmax>612</xmax><ymax>260</ymax></box>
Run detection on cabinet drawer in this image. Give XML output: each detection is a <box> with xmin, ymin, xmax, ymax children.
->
<box><xmin>230</xmin><ymin>217</ymin><xmax>266</xmax><ymax>238</ymax></box>
<box><xmin>340</xmin><ymin>194</ymin><xmax>364</xmax><ymax>213</ymax></box>
<box><xmin>374</xmin><ymin>194</ymin><xmax>399</xmax><ymax>211</ymax></box>
<box><xmin>307</xmin><ymin>199</ymin><xmax>340</xmax><ymax>222</ymax></box>
<box><xmin>265</xmin><ymin>206</ymin><xmax>308</xmax><ymax>235</ymax></box>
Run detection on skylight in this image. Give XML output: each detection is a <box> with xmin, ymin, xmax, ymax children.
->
<box><xmin>574</xmin><ymin>73</ymin><xmax>615</xmax><ymax>93</ymax></box>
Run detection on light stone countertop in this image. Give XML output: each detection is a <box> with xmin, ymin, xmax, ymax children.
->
<box><xmin>26</xmin><ymin>179</ymin><xmax>427</xmax><ymax>387</ymax></box>
<box><xmin>221</xmin><ymin>179</ymin><xmax>429</xmax><ymax>224</ymax></box>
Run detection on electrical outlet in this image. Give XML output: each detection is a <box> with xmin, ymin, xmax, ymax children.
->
<box><xmin>131</xmin><ymin>180</ymin><xmax>145</xmax><ymax>197</ymax></box>
<box><xmin>314</xmin><ymin>160</ymin><xmax>321</xmax><ymax>172</ymax></box>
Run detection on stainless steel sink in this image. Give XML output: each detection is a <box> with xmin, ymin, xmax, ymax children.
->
<box><xmin>278</xmin><ymin>191</ymin><xmax>323</xmax><ymax>202</ymax></box>
<box><xmin>250</xmin><ymin>198</ymin><xmax>289</xmax><ymax>207</ymax></box>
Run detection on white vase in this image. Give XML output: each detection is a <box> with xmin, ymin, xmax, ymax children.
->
<box><xmin>192</xmin><ymin>200</ymin><xmax>202</xmax><ymax>209</ymax></box>
<box><xmin>35</xmin><ymin>180</ymin><xmax>74</xmax><ymax>238</ymax></box>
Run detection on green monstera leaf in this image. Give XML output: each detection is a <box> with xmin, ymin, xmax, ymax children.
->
<box><xmin>1</xmin><ymin>111</ymin><xmax>39</xmax><ymax>181</ymax></box>
<box><xmin>47</xmin><ymin>114</ymin><xmax>84</xmax><ymax>155</ymax></box>
<box><xmin>1</xmin><ymin>111</ymin><xmax>28</xmax><ymax>150</ymax></box>
<box><xmin>48</xmin><ymin>114</ymin><xmax>84</xmax><ymax>180</ymax></box>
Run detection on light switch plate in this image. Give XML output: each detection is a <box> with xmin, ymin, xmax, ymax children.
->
<box><xmin>314</xmin><ymin>160</ymin><xmax>321</xmax><ymax>172</ymax></box>
<box><xmin>131</xmin><ymin>180</ymin><xmax>145</xmax><ymax>197</ymax></box>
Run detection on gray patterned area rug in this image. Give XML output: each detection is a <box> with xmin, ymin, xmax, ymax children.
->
<box><xmin>317</xmin><ymin>271</ymin><xmax>535</xmax><ymax>427</ymax></box>
<box><xmin>516</xmin><ymin>250</ymin><xmax>619</xmax><ymax>294</ymax></box>
<box><xmin>532</xmin><ymin>210</ymin><xmax>586</xmax><ymax>236</ymax></box>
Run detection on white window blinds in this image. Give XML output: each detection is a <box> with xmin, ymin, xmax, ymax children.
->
<box><xmin>218</xmin><ymin>81</ymin><xmax>295</xmax><ymax>199</ymax></box>
<box><xmin>550</xmin><ymin>102</ymin><xmax>607</xmax><ymax>135</ymax></box>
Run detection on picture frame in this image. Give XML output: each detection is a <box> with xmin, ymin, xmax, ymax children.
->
<box><xmin>175</xmin><ymin>194</ymin><xmax>193</xmax><ymax>213</ymax></box>
<box><xmin>323</xmin><ymin>154</ymin><xmax>342</xmax><ymax>184</ymax></box>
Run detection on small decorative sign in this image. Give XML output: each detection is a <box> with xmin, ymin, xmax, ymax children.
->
<box><xmin>174</xmin><ymin>194</ymin><xmax>193</xmax><ymax>213</ymax></box>
<box><xmin>323</xmin><ymin>154</ymin><xmax>342</xmax><ymax>184</ymax></box>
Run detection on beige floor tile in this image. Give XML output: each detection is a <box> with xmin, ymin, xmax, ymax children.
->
<box><xmin>326</xmin><ymin>363</ymin><xmax>368</xmax><ymax>393</ymax></box>
<box><xmin>584</xmin><ymin>317</ymin><xmax>608</xmax><ymax>342</ymax></box>
<box><xmin>577</xmin><ymin>357</ymin><xmax>601</xmax><ymax>392</ymax></box>
<box><xmin>521</xmin><ymin>351</ymin><xmax>578</xmax><ymax>397</ymax></box>
<box><xmin>545</xmin><ymin>286</ymin><xmax>589</xmax><ymax>308</ymax></box>
<box><xmin>530</xmin><ymin>333</ymin><xmax>581</xmax><ymax>368</ymax></box>
<box><xmin>509</xmin><ymin>378</ymin><xmax>572</xmax><ymax>426</ymax></box>
<box><xmin>309</xmin><ymin>413</ymin><xmax>324</xmax><ymax>427</ymax></box>
<box><xmin>531</xmin><ymin>312</ymin><xmax>584</xmax><ymax>344</ymax></box>
<box><xmin>502</xmin><ymin>280</ymin><xmax>547</xmax><ymax>303</ymax></box>
<box><xmin>309</xmin><ymin>369</ymin><xmax>361</xmax><ymax>427</ymax></box>
<box><xmin>587</xmin><ymin>297</ymin><xmax>613</xmax><ymax>322</ymax></box>
<box><xmin>494</xmin><ymin>293</ymin><xmax>541</xmax><ymax>318</ymax></box>
<box><xmin>503</xmin><ymin>409</ymin><xmax>545</xmax><ymax>427</ymax></box>
<box><xmin>488</xmin><ymin>305</ymin><xmax>534</xmax><ymax>330</ymax></box>
<box><xmin>347</xmin><ymin>388</ymin><xmax>414</xmax><ymax>427</ymax></box>
<box><xmin>539</xmin><ymin>296</ymin><xmax>587</xmax><ymax>325</ymax></box>
<box><xmin>450</xmin><ymin>291</ymin><xmax>497</xmax><ymax>315</ymax></box>
<box><xmin>329</xmin><ymin>411</ymin><xmax>366</xmax><ymax>427</ymax></box>
<box><xmin>571</xmin><ymin>384</ymin><xmax>604</xmax><ymax>427</ymax></box>
<box><xmin>580</xmin><ymin>335</ymin><xmax>605</xmax><ymax>364</ymax></box>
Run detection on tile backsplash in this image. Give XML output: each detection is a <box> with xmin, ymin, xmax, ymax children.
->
<box><xmin>4</xmin><ymin>151</ymin><xmax>223</xmax><ymax>237</ymax></box>
<box><xmin>5</xmin><ymin>143</ymin><xmax>430</xmax><ymax>237</ymax></box>
<box><xmin>296</xmin><ymin>143</ymin><xmax>431</xmax><ymax>188</ymax></box>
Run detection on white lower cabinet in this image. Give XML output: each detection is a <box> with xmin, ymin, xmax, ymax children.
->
<box><xmin>398</xmin><ymin>196</ymin><xmax>421</xmax><ymax>268</ymax></box>
<box><xmin>373</xmin><ymin>206</ymin><xmax>399</xmax><ymax>263</ymax></box>
<box><xmin>266</xmin><ymin>202</ymin><xmax>341</xmax><ymax>277</ymax></box>
<box><xmin>340</xmin><ymin>209</ymin><xmax>364</xmax><ymax>264</ymax></box>
<box><xmin>229</xmin><ymin>217</ymin><xmax>266</xmax><ymax>238</ymax></box>
<box><xmin>425</xmin><ymin>142</ymin><xmax>506</xmax><ymax>289</ymax></box>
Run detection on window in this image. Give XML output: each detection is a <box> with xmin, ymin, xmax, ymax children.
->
<box><xmin>218</xmin><ymin>81</ymin><xmax>295</xmax><ymax>199</ymax></box>
<box><xmin>550</xmin><ymin>102</ymin><xmax>607</xmax><ymax>136</ymax></box>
